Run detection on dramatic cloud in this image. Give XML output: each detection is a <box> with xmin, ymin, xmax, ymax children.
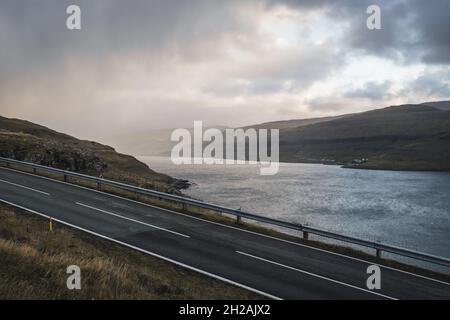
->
<box><xmin>0</xmin><ymin>0</ymin><xmax>449</xmax><ymax>139</ymax></box>
<box><xmin>345</xmin><ymin>81</ymin><xmax>393</xmax><ymax>100</ymax></box>
<box><xmin>400</xmin><ymin>69</ymin><xmax>450</xmax><ymax>98</ymax></box>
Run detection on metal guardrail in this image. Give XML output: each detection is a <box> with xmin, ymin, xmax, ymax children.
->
<box><xmin>1</xmin><ymin>156</ymin><xmax>449</xmax><ymax>268</ymax></box>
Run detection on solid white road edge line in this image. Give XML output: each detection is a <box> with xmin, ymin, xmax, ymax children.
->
<box><xmin>0</xmin><ymin>177</ymin><xmax>50</xmax><ymax>196</ymax></box>
<box><xmin>0</xmin><ymin>198</ymin><xmax>282</xmax><ymax>300</ymax></box>
<box><xmin>236</xmin><ymin>250</ymin><xmax>398</xmax><ymax>300</ymax></box>
<box><xmin>1</xmin><ymin>166</ymin><xmax>449</xmax><ymax>287</ymax></box>
<box><xmin>76</xmin><ymin>201</ymin><xmax>190</xmax><ymax>238</ymax></box>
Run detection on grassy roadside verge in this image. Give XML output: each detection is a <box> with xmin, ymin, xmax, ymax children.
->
<box><xmin>0</xmin><ymin>203</ymin><xmax>263</xmax><ymax>300</ymax></box>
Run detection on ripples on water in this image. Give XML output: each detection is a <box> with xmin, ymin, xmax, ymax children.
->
<box><xmin>140</xmin><ymin>156</ymin><xmax>450</xmax><ymax>264</ymax></box>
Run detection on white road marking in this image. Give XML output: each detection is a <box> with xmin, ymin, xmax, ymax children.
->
<box><xmin>0</xmin><ymin>177</ymin><xmax>50</xmax><ymax>196</ymax></box>
<box><xmin>110</xmin><ymin>194</ymin><xmax>450</xmax><ymax>287</ymax></box>
<box><xmin>76</xmin><ymin>202</ymin><xmax>190</xmax><ymax>238</ymax></box>
<box><xmin>0</xmin><ymin>198</ymin><xmax>281</xmax><ymax>300</ymax></box>
<box><xmin>1</xmin><ymin>166</ymin><xmax>449</xmax><ymax>287</ymax></box>
<box><xmin>236</xmin><ymin>250</ymin><xmax>398</xmax><ymax>300</ymax></box>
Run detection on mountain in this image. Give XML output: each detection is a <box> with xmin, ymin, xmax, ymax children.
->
<box><xmin>0</xmin><ymin>116</ymin><xmax>188</xmax><ymax>193</ymax></box>
<box><xmin>242</xmin><ymin>114</ymin><xmax>352</xmax><ymax>130</ymax></box>
<box><xmin>99</xmin><ymin>100</ymin><xmax>450</xmax><ymax>171</ymax></box>
<box><xmin>276</xmin><ymin>102</ymin><xmax>450</xmax><ymax>170</ymax></box>
<box><xmin>421</xmin><ymin>101</ymin><xmax>450</xmax><ymax>111</ymax></box>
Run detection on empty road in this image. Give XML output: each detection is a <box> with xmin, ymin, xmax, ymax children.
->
<box><xmin>0</xmin><ymin>166</ymin><xmax>449</xmax><ymax>300</ymax></box>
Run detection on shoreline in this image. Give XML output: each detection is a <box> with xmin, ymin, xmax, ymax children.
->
<box><xmin>140</xmin><ymin>155</ymin><xmax>450</xmax><ymax>174</ymax></box>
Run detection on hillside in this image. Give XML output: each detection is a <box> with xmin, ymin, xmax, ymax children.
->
<box><xmin>422</xmin><ymin>101</ymin><xmax>450</xmax><ymax>111</ymax></box>
<box><xmin>94</xmin><ymin>101</ymin><xmax>450</xmax><ymax>172</ymax></box>
<box><xmin>242</xmin><ymin>114</ymin><xmax>352</xmax><ymax>130</ymax></box>
<box><xmin>0</xmin><ymin>116</ymin><xmax>188</xmax><ymax>193</ymax></box>
<box><xmin>276</xmin><ymin>102</ymin><xmax>450</xmax><ymax>170</ymax></box>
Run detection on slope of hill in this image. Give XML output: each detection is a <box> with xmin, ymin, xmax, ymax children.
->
<box><xmin>422</xmin><ymin>101</ymin><xmax>450</xmax><ymax>111</ymax></box>
<box><xmin>0</xmin><ymin>116</ymin><xmax>188</xmax><ymax>193</ymax></box>
<box><xmin>242</xmin><ymin>114</ymin><xmax>352</xmax><ymax>130</ymax></box>
<box><xmin>277</xmin><ymin>102</ymin><xmax>450</xmax><ymax>170</ymax></box>
<box><xmin>94</xmin><ymin>100</ymin><xmax>450</xmax><ymax>172</ymax></box>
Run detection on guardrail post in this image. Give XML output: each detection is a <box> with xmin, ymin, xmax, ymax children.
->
<box><xmin>97</xmin><ymin>182</ymin><xmax>101</xmax><ymax>190</ymax></box>
<box><xmin>33</xmin><ymin>168</ymin><xmax>37</xmax><ymax>174</ymax></box>
<box><xmin>236</xmin><ymin>216</ymin><xmax>242</xmax><ymax>224</ymax></box>
<box><xmin>63</xmin><ymin>174</ymin><xmax>67</xmax><ymax>182</ymax></box>
<box><xmin>376</xmin><ymin>248</ymin><xmax>382</xmax><ymax>259</ymax></box>
<box><xmin>303</xmin><ymin>231</ymin><xmax>309</xmax><ymax>240</ymax></box>
<box><xmin>182</xmin><ymin>202</ymin><xmax>187</xmax><ymax>213</ymax></box>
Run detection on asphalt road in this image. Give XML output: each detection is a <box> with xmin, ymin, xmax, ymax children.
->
<box><xmin>0</xmin><ymin>166</ymin><xmax>449</xmax><ymax>300</ymax></box>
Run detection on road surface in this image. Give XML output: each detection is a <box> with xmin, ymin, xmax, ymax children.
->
<box><xmin>0</xmin><ymin>166</ymin><xmax>449</xmax><ymax>300</ymax></box>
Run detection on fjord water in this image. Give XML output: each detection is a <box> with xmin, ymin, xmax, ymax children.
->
<box><xmin>140</xmin><ymin>156</ymin><xmax>450</xmax><ymax>264</ymax></box>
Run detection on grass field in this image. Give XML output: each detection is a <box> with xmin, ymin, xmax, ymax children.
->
<box><xmin>0</xmin><ymin>203</ymin><xmax>263</xmax><ymax>300</ymax></box>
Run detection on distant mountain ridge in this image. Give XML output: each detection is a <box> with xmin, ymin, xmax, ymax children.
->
<box><xmin>101</xmin><ymin>100</ymin><xmax>450</xmax><ymax>171</ymax></box>
<box><xmin>421</xmin><ymin>101</ymin><xmax>450</xmax><ymax>111</ymax></box>
<box><xmin>242</xmin><ymin>114</ymin><xmax>353</xmax><ymax>130</ymax></box>
<box><xmin>275</xmin><ymin>101</ymin><xmax>450</xmax><ymax>170</ymax></box>
<box><xmin>0</xmin><ymin>116</ymin><xmax>188</xmax><ymax>193</ymax></box>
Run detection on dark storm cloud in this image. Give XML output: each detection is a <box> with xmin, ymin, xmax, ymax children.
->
<box><xmin>0</xmin><ymin>0</ymin><xmax>448</xmax><ymax>85</ymax></box>
<box><xmin>345</xmin><ymin>81</ymin><xmax>393</xmax><ymax>100</ymax></box>
<box><xmin>0</xmin><ymin>0</ymin><xmax>344</xmax><ymax>101</ymax></box>
<box><xmin>1</xmin><ymin>0</ymin><xmax>448</xmax><ymax>77</ymax></box>
<box><xmin>0</xmin><ymin>0</ymin><xmax>247</xmax><ymax>72</ymax></box>
<box><xmin>201</xmin><ymin>43</ymin><xmax>342</xmax><ymax>97</ymax></box>
<box><xmin>409</xmin><ymin>0</ymin><xmax>450</xmax><ymax>64</ymax></box>
<box><xmin>351</xmin><ymin>0</ymin><xmax>450</xmax><ymax>65</ymax></box>
<box><xmin>270</xmin><ymin>0</ymin><xmax>450</xmax><ymax>65</ymax></box>
<box><xmin>401</xmin><ymin>70</ymin><xmax>450</xmax><ymax>97</ymax></box>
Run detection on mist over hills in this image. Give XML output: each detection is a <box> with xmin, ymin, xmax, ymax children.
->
<box><xmin>101</xmin><ymin>126</ymin><xmax>228</xmax><ymax>157</ymax></box>
<box><xmin>101</xmin><ymin>128</ymin><xmax>177</xmax><ymax>157</ymax></box>
<box><xmin>100</xmin><ymin>101</ymin><xmax>450</xmax><ymax>171</ymax></box>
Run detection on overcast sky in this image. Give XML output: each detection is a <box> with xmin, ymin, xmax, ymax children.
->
<box><xmin>0</xmin><ymin>0</ymin><xmax>449</xmax><ymax>139</ymax></box>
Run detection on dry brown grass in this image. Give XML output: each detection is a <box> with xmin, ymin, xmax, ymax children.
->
<box><xmin>0</xmin><ymin>204</ymin><xmax>263</xmax><ymax>300</ymax></box>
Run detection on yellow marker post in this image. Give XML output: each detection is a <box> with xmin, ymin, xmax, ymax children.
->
<box><xmin>49</xmin><ymin>218</ymin><xmax>53</xmax><ymax>232</ymax></box>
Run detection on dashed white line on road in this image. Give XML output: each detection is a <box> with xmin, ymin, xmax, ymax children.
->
<box><xmin>0</xmin><ymin>197</ymin><xmax>281</xmax><ymax>300</ymax></box>
<box><xmin>0</xmin><ymin>178</ymin><xmax>50</xmax><ymax>196</ymax></box>
<box><xmin>76</xmin><ymin>202</ymin><xmax>190</xmax><ymax>238</ymax></box>
<box><xmin>236</xmin><ymin>250</ymin><xmax>398</xmax><ymax>300</ymax></box>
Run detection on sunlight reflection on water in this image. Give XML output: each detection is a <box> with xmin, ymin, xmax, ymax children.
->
<box><xmin>140</xmin><ymin>156</ymin><xmax>450</xmax><ymax>265</ymax></box>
